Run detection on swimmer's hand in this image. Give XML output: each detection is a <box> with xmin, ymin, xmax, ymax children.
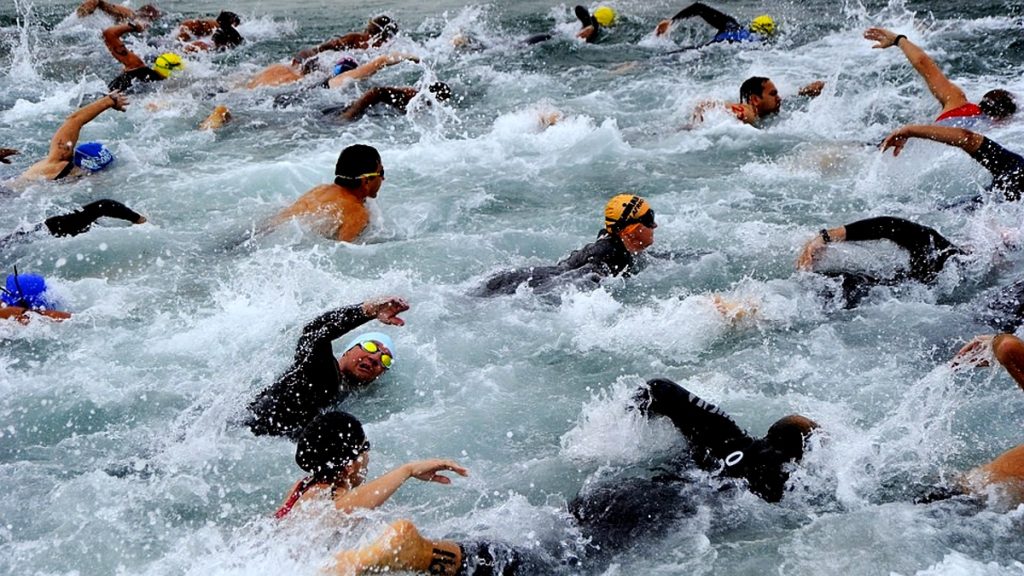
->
<box><xmin>880</xmin><ymin>128</ymin><xmax>909</xmax><ymax>156</ymax></box>
<box><xmin>655</xmin><ymin>19</ymin><xmax>672</xmax><ymax>36</ymax></box>
<box><xmin>107</xmin><ymin>91</ymin><xmax>130</xmax><ymax>112</ymax></box>
<box><xmin>385</xmin><ymin>52</ymin><xmax>419</xmax><ymax>65</ymax></box>
<box><xmin>0</xmin><ymin>148</ymin><xmax>19</xmax><ymax>164</ymax></box>
<box><xmin>864</xmin><ymin>27</ymin><xmax>900</xmax><ymax>50</ymax></box>
<box><xmin>951</xmin><ymin>334</ymin><xmax>995</xmax><ymax>369</ymax></box>
<box><xmin>796</xmin><ymin>235</ymin><xmax>827</xmax><ymax>270</ymax></box>
<box><xmin>361</xmin><ymin>296</ymin><xmax>409</xmax><ymax>326</ymax></box>
<box><xmin>404</xmin><ymin>459</ymin><xmax>468</xmax><ymax>485</ymax></box>
<box><xmin>798</xmin><ymin>80</ymin><xmax>825</xmax><ymax>98</ymax></box>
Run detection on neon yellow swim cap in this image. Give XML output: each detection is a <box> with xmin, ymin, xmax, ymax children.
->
<box><xmin>152</xmin><ymin>52</ymin><xmax>184</xmax><ymax>78</ymax></box>
<box><xmin>593</xmin><ymin>6</ymin><xmax>616</xmax><ymax>27</ymax></box>
<box><xmin>750</xmin><ymin>15</ymin><xmax>775</xmax><ymax>36</ymax></box>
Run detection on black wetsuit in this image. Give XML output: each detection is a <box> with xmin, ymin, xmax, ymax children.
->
<box><xmin>969</xmin><ymin>137</ymin><xmax>1024</xmax><ymax>201</ymax></box>
<box><xmin>821</xmin><ymin>216</ymin><xmax>964</xmax><ymax>307</ymax></box>
<box><xmin>107</xmin><ymin>67</ymin><xmax>165</xmax><ymax>93</ymax></box>
<box><xmin>665</xmin><ymin>2</ymin><xmax>759</xmax><ymax>47</ymax></box>
<box><xmin>0</xmin><ymin>199</ymin><xmax>142</xmax><ymax>250</ymax></box>
<box><xmin>246</xmin><ymin>305</ymin><xmax>373</xmax><ymax>439</ymax></box>
<box><xmin>476</xmin><ymin>232</ymin><xmax>638</xmax><ymax>296</ymax></box>
<box><xmin>977</xmin><ymin>278</ymin><xmax>1024</xmax><ymax>333</ymax></box>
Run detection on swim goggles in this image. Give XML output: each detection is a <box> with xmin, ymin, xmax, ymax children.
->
<box><xmin>359</xmin><ymin>340</ymin><xmax>393</xmax><ymax>369</ymax></box>
<box><xmin>621</xmin><ymin>208</ymin><xmax>656</xmax><ymax>229</ymax></box>
<box><xmin>337</xmin><ymin>168</ymin><xmax>385</xmax><ymax>181</ymax></box>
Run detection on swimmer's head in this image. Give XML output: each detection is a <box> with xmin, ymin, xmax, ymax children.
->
<box><xmin>216</xmin><ymin>11</ymin><xmax>240</xmax><ymax>29</ymax></box>
<box><xmin>428</xmin><ymin>81</ymin><xmax>453</xmax><ymax>103</ymax></box>
<box><xmin>593</xmin><ymin>6</ymin><xmax>617</xmax><ymax>27</ymax></box>
<box><xmin>332</xmin><ymin>56</ymin><xmax>359</xmax><ymax>76</ymax></box>
<box><xmin>73</xmin><ymin>141</ymin><xmax>115</xmax><ymax>172</ymax></box>
<box><xmin>2</xmin><ymin>272</ymin><xmax>54</xmax><ymax>310</ymax></box>
<box><xmin>605</xmin><ymin>194</ymin><xmax>654</xmax><ymax>233</ymax></box>
<box><xmin>740</xmin><ymin>76</ymin><xmax>780</xmax><ymax>115</ymax></box>
<box><xmin>334</xmin><ymin>144</ymin><xmax>384</xmax><ymax>194</ymax></box>
<box><xmin>339</xmin><ymin>331</ymin><xmax>394</xmax><ymax>383</ymax></box>
<box><xmin>367</xmin><ymin>15</ymin><xmax>398</xmax><ymax>43</ymax></box>
<box><xmin>749</xmin><ymin>15</ymin><xmax>776</xmax><ymax>36</ymax></box>
<box><xmin>152</xmin><ymin>52</ymin><xmax>184</xmax><ymax>78</ymax></box>
<box><xmin>980</xmin><ymin>89</ymin><xmax>1016</xmax><ymax>120</ymax></box>
<box><xmin>764</xmin><ymin>414</ymin><xmax>819</xmax><ymax>462</ymax></box>
<box><xmin>136</xmin><ymin>4</ymin><xmax>161</xmax><ymax>21</ymax></box>
<box><xmin>295</xmin><ymin>412</ymin><xmax>369</xmax><ymax>482</ymax></box>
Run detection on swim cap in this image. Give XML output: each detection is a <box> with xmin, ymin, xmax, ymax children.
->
<box><xmin>295</xmin><ymin>412</ymin><xmax>368</xmax><ymax>480</ymax></box>
<box><xmin>152</xmin><ymin>52</ymin><xmax>184</xmax><ymax>78</ymax></box>
<box><xmin>593</xmin><ymin>6</ymin><xmax>616</xmax><ymax>27</ymax></box>
<box><xmin>2</xmin><ymin>273</ymin><xmax>53</xmax><ymax>309</ymax></box>
<box><xmin>73</xmin><ymin>141</ymin><xmax>115</xmax><ymax>172</ymax></box>
<box><xmin>428</xmin><ymin>81</ymin><xmax>453</xmax><ymax>102</ymax></box>
<box><xmin>604</xmin><ymin>194</ymin><xmax>652</xmax><ymax>234</ymax></box>
<box><xmin>332</xmin><ymin>56</ymin><xmax>359</xmax><ymax>76</ymax></box>
<box><xmin>750</xmin><ymin>15</ymin><xmax>775</xmax><ymax>36</ymax></box>
<box><xmin>344</xmin><ymin>331</ymin><xmax>395</xmax><ymax>357</ymax></box>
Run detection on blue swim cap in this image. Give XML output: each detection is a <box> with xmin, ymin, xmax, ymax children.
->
<box><xmin>2</xmin><ymin>273</ymin><xmax>53</xmax><ymax>309</ymax></box>
<box><xmin>73</xmin><ymin>142</ymin><xmax>115</xmax><ymax>172</ymax></box>
<box><xmin>344</xmin><ymin>331</ymin><xmax>395</xmax><ymax>356</ymax></box>
<box><xmin>332</xmin><ymin>57</ymin><xmax>358</xmax><ymax>76</ymax></box>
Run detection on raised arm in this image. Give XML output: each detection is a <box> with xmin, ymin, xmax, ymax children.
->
<box><xmin>326</xmin><ymin>53</ymin><xmax>419</xmax><ymax>89</ymax></box>
<box><xmin>46</xmin><ymin>92</ymin><xmax>128</xmax><ymax>164</ymax></box>
<box><xmin>295</xmin><ymin>33</ymin><xmax>365</xmax><ymax>62</ymax></box>
<box><xmin>102</xmin><ymin>22</ymin><xmax>148</xmax><ymax>69</ymax></box>
<box><xmin>880</xmin><ymin>124</ymin><xmax>983</xmax><ymax>157</ymax></box>
<box><xmin>331</xmin><ymin>459</ymin><xmax>468</xmax><ymax>513</ymax></box>
<box><xmin>44</xmin><ymin>199</ymin><xmax>146</xmax><ymax>237</ymax></box>
<box><xmin>294</xmin><ymin>297</ymin><xmax>408</xmax><ymax>365</ymax></box>
<box><xmin>657</xmin><ymin>2</ymin><xmax>738</xmax><ymax>36</ymax></box>
<box><xmin>864</xmin><ymin>27</ymin><xmax>968</xmax><ymax>112</ymax></box>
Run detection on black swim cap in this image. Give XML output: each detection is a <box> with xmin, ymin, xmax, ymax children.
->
<box><xmin>216</xmin><ymin>11</ymin><xmax>241</xmax><ymax>28</ymax></box>
<box><xmin>295</xmin><ymin>412</ymin><xmax>368</xmax><ymax>480</ymax></box>
<box><xmin>739</xmin><ymin>76</ymin><xmax>770</xmax><ymax>103</ymax></box>
<box><xmin>980</xmin><ymin>89</ymin><xmax>1016</xmax><ymax>120</ymax></box>
<box><xmin>368</xmin><ymin>15</ymin><xmax>398</xmax><ymax>41</ymax></box>
<box><xmin>428</xmin><ymin>82</ymin><xmax>453</xmax><ymax>103</ymax></box>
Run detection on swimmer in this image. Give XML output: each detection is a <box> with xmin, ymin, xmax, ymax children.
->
<box><xmin>275</xmin><ymin>412</ymin><xmax>467</xmax><ymax>518</ymax></box>
<box><xmin>75</xmin><ymin>0</ymin><xmax>161</xmax><ymax>23</ymax></box>
<box><xmin>198</xmin><ymin>105</ymin><xmax>231</xmax><ymax>130</ymax></box>
<box><xmin>246</xmin><ymin>52</ymin><xmax>418</xmax><ymax>91</ymax></box>
<box><xmin>694</xmin><ymin>76</ymin><xmax>824</xmax><ymax>126</ymax></box>
<box><xmin>245</xmin><ymin>295</ymin><xmax>408</xmax><ymax>439</ymax></box>
<box><xmin>0</xmin><ymin>199</ymin><xmax>146</xmax><ymax>250</ymax></box>
<box><xmin>329</xmin><ymin>82</ymin><xmax>453</xmax><ymax>122</ymax></box>
<box><xmin>102</xmin><ymin>22</ymin><xmax>184</xmax><ymax>92</ymax></box>
<box><xmin>0</xmin><ymin>148</ymin><xmax>18</xmax><ymax>164</ymax></box>
<box><xmin>864</xmin><ymin>27</ymin><xmax>1016</xmax><ymax>127</ymax></box>
<box><xmin>524</xmin><ymin>5</ymin><xmax>616</xmax><ymax>45</ymax></box>
<box><xmin>880</xmin><ymin>124</ymin><xmax>1024</xmax><ymax>204</ymax></box>
<box><xmin>796</xmin><ymin>216</ymin><xmax>966</xmax><ymax>307</ymax></box>
<box><xmin>0</xmin><ymin>271</ymin><xmax>71</xmax><ymax>324</ymax></box>
<box><xmin>476</xmin><ymin>194</ymin><xmax>657</xmax><ymax>296</ymax></box>
<box><xmin>293</xmin><ymin>16</ymin><xmax>398</xmax><ymax>62</ymax></box>
<box><xmin>178</xmin><ymin>11</ymin><xmax>243</xmax><ymax>51</ymax></box>
<box><xmin>655</xmin><ymin>3</ymin><xmax>776</xmax><ymax>47</ymax></box>
<box><xmin>15</xmin><ymin>92</ymin><xmax>128</xmax><ymax>184</ymax></box>
<box><xmin>268</xmin><ymin>144</ymin><xmax>384</xmax><ymax>242</ymax></box>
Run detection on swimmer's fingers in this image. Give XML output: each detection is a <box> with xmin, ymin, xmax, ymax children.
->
<box><xmin>880</xmin><ymin>132</ymin><xmax>906</xmax><ymax>156</ymax></box>
<box><xmin>108</xmin><ymin>91</ymin><xmax>130</xmax><ymax>111</ymax></box>
<box><xmin>408</xmin><ymin>459</ymin><xmax>469</xmax><ymax>483</ymax></box>
<box><xmin>795</xmin><ymin>237</ymin><xmax>824</xmax><ymax>270</ymax></box>
<box><xmin>864</xmin><ymin>27</ymin><xmax>895</xmax><ymax>49</ymax></box>
<box><xmin>363</xmin><ymin>296</ymin><xmax>410</xmax><ymax>326</ymax></box>
<box><xmin>655</xmin><ymin>19</ymin><xmax>671</xmax><ymax>36</ymax></box>
<box><xmin>951</xmin><ymin>335</ymin><xmax>995</xmax><ymax>368</ymax></box>
<box><xmin>0</xmin><ymin>148</ymin><xmax>19</xmax><ymax>163</ymax></box>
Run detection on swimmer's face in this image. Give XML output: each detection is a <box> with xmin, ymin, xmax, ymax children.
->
<box><xmin>364</xmin><ymin>162</ymin><xmax>385</xmax><ymax>199</ymax></box>
<box><xmin>338</xmin><ymin>338</ymin><xmax>392</xmax><ymax>383</ymax></box>
<box><xmin>345</xmin><ymin>451</ymin><xmax>370</xmax><ymax>486</ymax></box>
<box><xmin>754</xmin><ymin>80</ymin><xmax>781</xmax><ymax>115</ymax></box>
<box><xmin>621</xmin><ymin>220</ymin><xmax>656</xmax><ymax>252</ymax></box>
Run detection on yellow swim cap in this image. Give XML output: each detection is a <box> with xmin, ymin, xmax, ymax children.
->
<box><xmin>604</xmin><ymin>194</ymin><xmax>652</xmax><ymax>233</ymax></box>
<box><xmin>152</xmin><ymin>52</ymin><xmax>184</xmax><ymax>78</ymax></box>
<box><xmin>750</xmin><ymin>15</ymin><xmax>776</xmax><ymax>36</ymax></box>
<box><xmin>593</xmin><ymin>6</ymin><xmax>616</xmax><ymax>27</ymax></box>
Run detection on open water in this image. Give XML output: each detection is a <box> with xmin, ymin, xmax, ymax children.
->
<box><xmin>2</xmin><ymin>0</ymin><xmax>1024</xmax><ymax>574</ymax></box>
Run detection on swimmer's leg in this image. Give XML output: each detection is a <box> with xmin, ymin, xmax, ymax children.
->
<box><xmin>329</xmin><ymin>519</ymin><xmax>463</xmax><ymax>576</ymax></box>
<box><xmin>199</xmin><ymin>105</ymin><xmax>232</xmax><ymax>130</ymax></box>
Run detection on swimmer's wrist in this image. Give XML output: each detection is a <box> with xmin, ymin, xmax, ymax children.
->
<box><xmin>893</xmin><ymin>34</ymin><xmax>906</xmax><ymax>47</ymax></box>
<box><xmin>819</xmin><ymin>229</ymin><xmax>831</xmax><ymax>244</ymax></box>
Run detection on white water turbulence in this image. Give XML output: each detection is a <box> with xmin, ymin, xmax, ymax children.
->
<box><xmin>2</xmin><ymin>0</ymin><xmax>1024</xmax><ymax>575</ymax></box>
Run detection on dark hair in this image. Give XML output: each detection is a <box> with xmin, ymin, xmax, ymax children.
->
<box><xmin>216</xmin><ymin>11</ymin><xmax>241</xmax><ymax>28</ymax></box>
<box><xmin>300</xmin><ymin>58</ymin><xmax>322</xmax><ymax>76</ymax></box>
<box><xmin>295</xmin><ymin>412</ymin><xmax>368</xmax><ymax>481</ymax></box>
<box><xmin>763</xmin><ymin>414</ymin><xmax>818</xmax><ymax>462</ymax></box>
<box><xmin>428</xmin><ymin>82</ymin><xmax>453</xmax><ymax>103</ymax></box>
<box><xmin>334</xmin><ymin>144</ymin><xmax>382</xmax><ymax>188</ymax></box>
<box><xmin>980</xmin><ymin>89</ymin><xmax>1016</xmax><ymax>120</ymax></box>
<box><xmin>136</xmin><ymin>4</ymin><xmax>161</xmax><ymax>20</ymax></box>
<box><xmin>739</xmin><ymin>76</ymin><xmax>770</xmax><ymax>103</ymax></box>
<box><xmin>367</xmin><ymin>15</ymin><xmax>398</xmax><ymax>41</ymax></box>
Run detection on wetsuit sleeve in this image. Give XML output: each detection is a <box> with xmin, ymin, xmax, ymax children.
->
<box><xmin>44</xmin><ymin>199</ymin><xmax>142</xmax><ymax>237</ymax></box>
<box><xmin>843</xmin><ymin>216</ymin><xmax>961</xmax><ymax>283</ymax></box>
<box><xmin>293</xmin><ymin>305</ymin><xmax>373</xmax><ymax>366</ymax></box>
<box><xmin>557</xmin><ymin>235</ymin><xmax>633</xmax><ymax>276</ymax></box>
<box><xmin>967</xmin><ymin>137</ymin><xmax>1024</xmax><ymax>201</ymax></box>
<box><xmin>637</xmin><ymin>378</ymin><xmax>754</xmax><ymax>464</ymax></box>
<box><xmin>669</xmin><ymin>2</ymin><xmax>740</xmax><ymax>32</ymax></box>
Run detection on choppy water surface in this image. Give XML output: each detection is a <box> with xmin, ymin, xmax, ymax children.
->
<box><xmin>2</xmin><ymin>0</ymin><xmax>1024</xmax><ymax>574</ymax></box>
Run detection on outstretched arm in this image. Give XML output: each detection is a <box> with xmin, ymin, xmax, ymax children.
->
<box><xmin>657</xmin><ymin>2</ymin><xmax>738</xmax><ymax>36</ymax></box>
<box><xmin>339</xmin><ymin>87</ymin><xmax>416</xmax><ymax>121</ymax></box>
<box><xmin>46</xmin><ymin>92</ymin><xmax>128</xmax><ymax>164</ymax></box>
<box><xmin>327</xmin><ymin>53</ymin><xmax>419</xmax><ymax>89</ymax></box>
<box><xmin>864</xmin><ymin>27</ymin><xmax>968</xmax><ymax>112</ymax></box>
<box><xmin>332</xmin><ymin>460</ymin><xmax>468</xmax><ymax>513</ymax></box>
<box><xmin>102</xmin><ymin>22</ymin><xmax>148</xmax><ymax>69</ymax></box>
<box><xmin>295</xmin><ymin>33</ymin><xmax>366</xmax><ymax>62</ymax></box>
<box><xmin>43</xmin><ymin>199</ymin><xmax>146</xmax><ymax>238</ymax></box>
<box><xmin>880</xmin><ymin>124</ymin><xmax>983</xmax><ymax>157</ymax></box>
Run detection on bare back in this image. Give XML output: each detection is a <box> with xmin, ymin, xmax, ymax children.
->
<box><xmin>272</xmin><ymin>183</ymin><xmax>370</xmax><ymax>241</ymax></box>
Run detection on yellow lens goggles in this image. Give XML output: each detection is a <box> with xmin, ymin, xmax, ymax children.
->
<box><xmin>359</xmin><ymin>341</ymin><xmax>393</xmax><ymax>369</ymax></box>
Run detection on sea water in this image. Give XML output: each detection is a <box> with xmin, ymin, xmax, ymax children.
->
<box><xmin>2</xmin><ymin>0</ymin><xmax>1024</xmax><ymax>574</ymax></box>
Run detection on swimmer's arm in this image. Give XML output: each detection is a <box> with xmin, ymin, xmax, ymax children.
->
<box><xmin>327</xmin><ymin>53</ymin><xmax>419</xmax><ymax>89</ymax></box>
<box><xmin>796</xmin><ymin>225</ymin><xmax>847</xmax><ymax>270</ymax></box>
<box><xmin>293</xmin><ymin>305</ymin><xmax>372</xmax><ymax>364</ymax></box>
<box><xmin>332</xmin><ymin>460</ymin><xmax>468</xmax><ymax>513</ymax></box>
<box><xmin>339</xmin><ymin>87</ymin><xmax>415</xmax><ymax>121</ymax></box>
<box><xmin>334</xmin><ymin>207</ymin><xmax>369</xmax><ymax>242</ymax></box>
<box><xmin>797</xmin><ymin>80</ymin><xmax>825</xmax><ymax>98</ymax></box>
<box><xmin>880</xmin><ymin>125</ymin><xmax>983</xmax><ymax>157</ymax></box>
<box><xmin>0</xmin><ymin>307</ymin><xmax>71</xmax><ymax>323</ymax></box>
<box><xmin>89</xmin><ymin>0</ymin><xmax>135</xmax><ymax>21</ymax></box>
<box><xmin>864</xmin><ymin>28</ymin><xmax>967</xmax><ymax>111</ymax></box>
<box><xmin>0</xmin><ymin>148</ymin><xmax>18</xmax><ymax>164</ymax></box>
<box><xmin>46</xmin><ymin>92</ymin><xmax>128</xmax><ymax>163</ymax></box>
<box><xmin>102</xmin><ymin>23</ymin><xmax>148</xmax><ymax>70</ymax></box>
<box><xmin>992</xmin><ymin>334</ymin><xmax>1024</xmax><ymax>391</ymax></box>
<box><xmin>296</xmin><ymin>33</ymin><xmax>364</xmax><ymax>61</ymax></box>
